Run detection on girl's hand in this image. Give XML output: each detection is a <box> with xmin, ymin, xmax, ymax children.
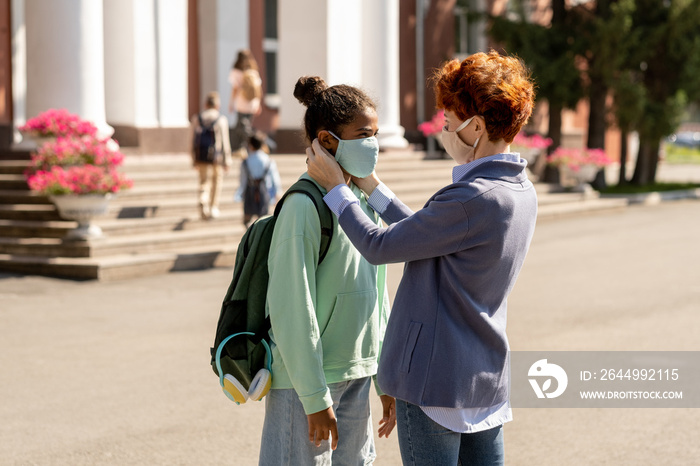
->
<box><xmin>378</xmin><ymin>395</ymin><xmax>397</xmax><ymax>438</ymax></box>
<box><xmin>351</xmin><ymin>172</ymin><xmax>381</xmax><ymax>197</ymax></box>
<box><xmin>306</xmin><ymin>139</ymin><xmax>346</xmax><ymax>191</ymax></box>
<box><xmin>307</xmin><ymin>407</ymin><xmax>339</xmax><ymax>450</ymax></box>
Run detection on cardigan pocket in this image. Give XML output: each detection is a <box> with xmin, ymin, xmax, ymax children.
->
<box><xmin>400</xmin><ymin>321</ymin><xmax>422</xmax><ymax>373</ymax></box>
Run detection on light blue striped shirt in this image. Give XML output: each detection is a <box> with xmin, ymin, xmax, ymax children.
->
<box><xmin>324</xmin><ymin>182</ymin><xmax>395</xmax><ymax>217</ymax></box>
<box><xmin>323</xmin><ymin>152</ymin><xmax>522</xmax><ymax>433</ymax></box>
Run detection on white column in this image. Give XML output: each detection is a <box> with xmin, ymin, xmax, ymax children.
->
<box><xmin>24</xmin><ymin>0</ymin><xmax>112</xmax><ymax>137</ymax></box>
<box><xmin>199</xmin><ymin>0</ymin><xmax>248</xmax><ymax>118</ymax></box>
<box><xmin>326</xmin><ymin>1</ymin><xmax>363</xmax><ymax>86</ymax></box>
<box><xmin>278</xmin><ymin>0</ymin><xmax>328</xmax><ymax>130</ymax></box>
<box><xmin>362</xmin><ymin>0</ymin><xmax>408</xmax><ymax>149</ymax></box>
<box><xmin>155</xmin><ymin>0</ymin><xmax>189</xmax><ymax>127</ymax></box>
<box><xmin>103</xmin><ymin>0</ymin><xmax>159</xmax><ymax>127</ymax></box>
<box><xmin>10</xmin><ymin>0</ymin><xmax>26</xmax><ymax>144</ymax></box>
<box><xmin>278</xmin><ymin>0</ymin><xmax>364</xmax><ymax>132</ymax></box>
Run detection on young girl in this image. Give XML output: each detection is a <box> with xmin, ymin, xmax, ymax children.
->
<box><xmin>258</xmin><ymin>76</ymin><xmax>395</xmax><ymax>465</ymax></box>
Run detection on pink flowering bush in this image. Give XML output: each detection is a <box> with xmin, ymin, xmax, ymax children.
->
<box><xmin>25</xmin><ymin>133</ymin><xmax>133</xmax><ymax>196</ymax></box>
<box><xmin>512</xmin><ymin>132</ymin><xmax>553</xmax><ymax>150</ymax></box>
<box><xmin>28</xmin><ymin>136</ymin><xmax>125</xmax><ymax>171</ymax></box>
<box><xmin>27</xmin><ymin>165</ymin><xmax>133</xmax><ymax>195</ymax></box>
<box><xmin>19</xmin><ymin>109</ymin><xmax>98</xmax><ymax>139</ymax></box>
<box><xmin>546</xmin><ymin>147</ymin><xmax>614</xmax><ymax>172</ymax></box>
<box><xmin>418</xmin><ymin>110</ymin><xmax>446</xmax><ymax>137</ymax></box>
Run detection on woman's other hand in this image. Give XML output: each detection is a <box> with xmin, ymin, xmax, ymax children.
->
<box><xmin>378</xmin><ymin>395</ymin><xmax>397</xmax><ymax>438</ymax></box>
<box><xmin>351</xmin><ymin>172</ymin><xmax>381</xmax><ymax>197</ymax></box>
<box><xmin>307</xmin><ymin>139</ymin><xmax>346</xmax><ymax>191</ymax></box>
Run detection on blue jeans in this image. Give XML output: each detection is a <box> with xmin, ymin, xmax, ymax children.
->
<box><xmin>258</xmin><ymin>377</ymin><xmax>375</xmax><ymax>465</ymax></box>
<box><xmin>396</xmin><ymin>399</ymin><xmax>504</xmax><ymax>466</ymax></box>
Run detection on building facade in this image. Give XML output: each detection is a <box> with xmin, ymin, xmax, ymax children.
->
<box><xmin>0</xmin><ymin>0</ymin><xmax>613</xmax><ymax>157</ymax></box>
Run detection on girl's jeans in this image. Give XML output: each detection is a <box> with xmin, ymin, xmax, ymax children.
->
<box><xmin>259</xmin><ymin>377</ymin><xmax>375</xmax><ymax>466</ymax></box>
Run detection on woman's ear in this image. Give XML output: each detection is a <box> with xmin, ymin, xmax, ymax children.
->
<box><xmin>473</xmin><ymin>116</ymin><xmax>486</xmax><ymax>138</ymax></box>
<box><xmin>317</xmin><ymin>130</ymin><xmax>339</xmax><ymax>156</ymax></box>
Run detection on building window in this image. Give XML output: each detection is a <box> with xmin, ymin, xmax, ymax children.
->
<box><xmin>263</xmin><ymin>0</ymin><xmax>279</xmax><ymax>108</ymax></box>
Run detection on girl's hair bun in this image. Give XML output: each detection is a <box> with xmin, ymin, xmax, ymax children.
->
<box><xmin>294</xmin><ymin>76</ymin><xmax>328</xmax><ymax>107</ymax></box>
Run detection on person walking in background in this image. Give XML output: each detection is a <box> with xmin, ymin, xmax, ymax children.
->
<box><xmin>234</xmin><ymin>131</ymin><xmax>281</xmax><ymax>228</ymax></box>
<box><xmin>190</xmin><ymin>91</ymin><xmax>232</xmax><ymax>220</ymax></box>
<box><xmin>307</xmin><ymin>51</ymin><xmax>537</xmax><ymax>465</ymax></box>
<box><xmin>258</xmin><ymin>76</ymin><xmax>395</xmax><ymax>466</ymax></box>
<box><xmin>228</xmin><ymin>50</ymin><xmax>263</xmax><ymax>158</ymax></box>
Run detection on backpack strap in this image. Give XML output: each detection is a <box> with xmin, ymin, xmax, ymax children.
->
<box><xmin>198</xmin><ymin>113</ymin><xmax>219</xmax><ymax>129</ymax></box>
<box><xmin>260</xmin><ymin>161</ymin><xmax>270</xmax><ymax>180</ymax></box>
<box><xmin>274</xmin><ymin>179</ymin><xmax>334</xmax><ymax>264</ymax></box>
<box><xmin>243</xmin><ymin>158</ymin><xmax>270</xmax><ymax>185</ymax></box>
<box><xmin>242</xmin><ymin>159</ymin><xmax>253</xmax><ymax>183</ymax></box>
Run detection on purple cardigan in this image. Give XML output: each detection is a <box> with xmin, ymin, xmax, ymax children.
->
<box><xmin>336</xmin><ymin>158</ymin><xmax>537</xmax><ymax>408</ymax></box>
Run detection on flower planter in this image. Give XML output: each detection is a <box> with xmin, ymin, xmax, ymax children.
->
<box><xmin>20</xmin><ymin>131</ymin><xmax>57</xmax><ymax>148</ymax></box>
<box><xmin>50</xmin><ymin>194</ymin><xmax>112</xmax><ymax>240</ymax></box>
<box><xmin>558</xmin><ymin>164</ymin><xmax>598</xmax><ymax>190</ymax></box>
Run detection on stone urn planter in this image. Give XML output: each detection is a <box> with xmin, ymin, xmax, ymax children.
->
<box><xmin>20</xmin><ymin>131</ymin><xmax>57</xmax><ymax>149</ymax></box>
<box><xmin>558</xmin><ymin>164</ymin><xmax>598</xmax><ymax>189</ymax></box>
<box><xmin>50</xmin><ymin>194</ymin><xmax>112</xmax><ymax>240</ymax></box>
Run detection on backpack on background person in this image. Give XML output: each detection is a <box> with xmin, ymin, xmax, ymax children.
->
<box><xmin>240</xmin><ymin>69</ymin><xmax>263</xmax><ymax>101</ymax></box>
<box><xmin>242</xmin><ymin>159</ymin><xmax>271</xmax><ymax>217</ymax></box>
<box><xmin>193</xmin><ymin>114</ymin><xmax>221</xmax><ymax>164</ymax></box>
<box><xmin>210</xmin><ymin>179</ymin><xmax>333</xmax><ymax>405</ymax></box>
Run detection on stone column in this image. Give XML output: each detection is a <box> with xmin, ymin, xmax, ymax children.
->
<box><xmin>154</xmin><ymin>0</ymin><xmax>188</xmax><ymax>127</ymax></box>
<box><xmin>198</xmin><ymin>0</ymin><xmax>249</xmax><ymax>120</ymax></box>
<box><xmin>277</xmin><ymin>0</ymin><xmax>366</xmax><ymax>152</ymax></box>
<box><xmin>25</xmin><ymin>0</ymin><xmax>112</xmax><ymax>137</ymax></box>
<box><xmin>103</xmin><ymin>0</ymin><xmax>189</xmax><ymax>151</ymax></box>
<box><xmin>10</xmin><ymin>0</ymin><xmax>26</xmax><ymax>144</ymax></box>
<box><xmin>363</xmin><ymin>0</ymin><xmax>408</xmax><ymax>149</ymax></box>
<box><xmin>103</xmin><ymin>0</ymin><xmax>159</xmax><ymax>128</ymax></box>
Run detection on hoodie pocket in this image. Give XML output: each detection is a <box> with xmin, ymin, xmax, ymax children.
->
<box><xmin>400</xmin><ymin>321</ymin><xmax>423</xmax><ymax>373</ymax></box>
<box><xmin>320</xmin><ymin>290</ymin><xmax>378</xmax><ymax>366</ymax></box>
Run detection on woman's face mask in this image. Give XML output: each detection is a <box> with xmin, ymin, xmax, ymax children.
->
<box><xmin>328</xmin><ymin>131</ymin><xmax>379</xmax><ymax>178</ymax></box>
<box><xmin>441</xmin><ymin>115</ymin><xmax>480</xmax><ymax>165</ymax></box>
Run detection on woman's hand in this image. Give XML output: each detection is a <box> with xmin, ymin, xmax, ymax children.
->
<box><xmin>378</xmin><ymin>395</ymin><xmax>397</xmax><ymax>438</ymax></box>
<box><xmin>306</xmin><ymin>139</ymin><xmax>346</xmax><ymax>191</ymax></box>
<box><xmin>307</xmin><ymin>407</ymin><xmax>339</xmax><ymax>450</ymax></box>
<box><xmin>351</xmin><ymin>172</ymin><xmax>381</xmax><ymax>197</ymax></box>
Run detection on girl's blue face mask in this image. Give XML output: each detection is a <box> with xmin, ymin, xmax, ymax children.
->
<box><xmin>328</xmin><ymin>131</ymin><xmax>379</xmax><ymax>178</ymax></box>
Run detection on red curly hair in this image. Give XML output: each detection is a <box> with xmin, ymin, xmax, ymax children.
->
<box><xmin>432</xmin><ymin>51</ymin><xmax>535</xmax><ymax>144</ymax></box>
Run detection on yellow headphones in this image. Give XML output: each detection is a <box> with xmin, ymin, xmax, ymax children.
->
<box><xmin>214</xmin><ymin>332</ymin><xmax>272</xmax><ymax>404</ymax></box>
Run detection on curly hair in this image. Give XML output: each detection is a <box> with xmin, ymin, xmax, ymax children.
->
<box><xmin>294</xmin><ymin>76</ymin><xmax>376</xmax><ymax>143</ymax></box>
<box><xmin>432</xmin><ymin>51</ymin><xmax>535</xmax><ymax>143</ymax></box>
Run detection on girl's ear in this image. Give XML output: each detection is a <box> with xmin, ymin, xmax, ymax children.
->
<box><xmin>317</xmin><ymin>130</ymin><xmax>339</xmax><ymax>155</ymax></box>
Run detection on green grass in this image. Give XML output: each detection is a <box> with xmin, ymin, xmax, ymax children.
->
<box><xmin>601</xmin><ymin>182</ymin><xmax>700</xmax><ymax>195</ymax></box>
<box><xmin>665</xmin><ymin>144</ymin><xmax>700</xmax><ymax>164</ymax></box>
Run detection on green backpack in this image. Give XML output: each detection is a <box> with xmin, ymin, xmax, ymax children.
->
<box><xmin>210</xmin><ymin>178</ymin><xmax>333</xmax><ymax>404</ymax></box>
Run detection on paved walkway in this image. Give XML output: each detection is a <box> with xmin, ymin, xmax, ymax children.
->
<box><xmin>1</xmin><ymin>163</ymin><xmax>699</xmax><ymax>465</ymax></box>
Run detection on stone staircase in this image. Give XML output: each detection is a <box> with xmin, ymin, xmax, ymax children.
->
<box><xmin>0</xmin><ymin>148</ymin><xmax>627</xmax><ymax>280</ymax></box>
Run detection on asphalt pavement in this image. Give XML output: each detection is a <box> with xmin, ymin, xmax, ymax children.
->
<box><xmin>1</xmin><ymin>196</ymin><xmax>700</xmax><ymax>465</ymax></box>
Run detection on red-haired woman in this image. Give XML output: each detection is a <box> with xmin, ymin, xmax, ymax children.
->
<box><xmin>307</xmin><ymin>51</ymin><xmax>537</xmax><ymax>465</ymax></box>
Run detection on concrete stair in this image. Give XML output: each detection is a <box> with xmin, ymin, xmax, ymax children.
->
<box><xmin>0</xmin><ymin>148</ymin><xmax>627</xmax><ymax>280</ymax></box>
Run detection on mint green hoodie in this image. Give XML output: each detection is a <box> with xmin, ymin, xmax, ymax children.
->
<box><xmin>266</xmin><ymin>174</ymin><xmax>389</xmax><ymax>415</ymax></box>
